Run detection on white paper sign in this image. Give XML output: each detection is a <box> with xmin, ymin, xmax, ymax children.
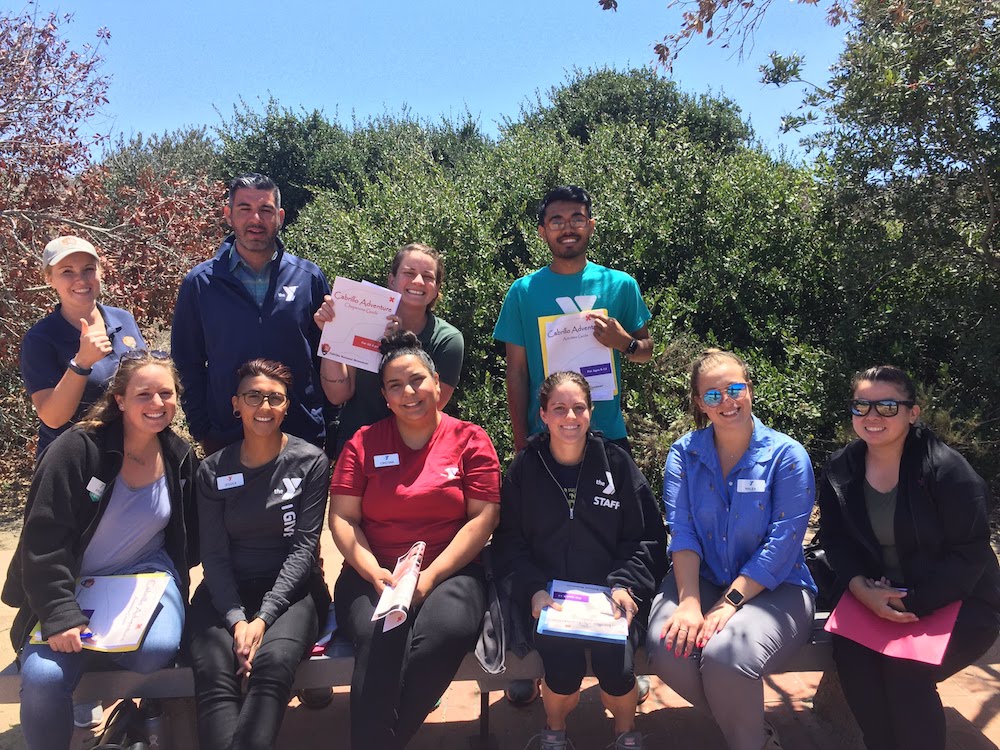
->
<box><xmin>536</xmin><ymin>579</ymin><xmax>629</xmax><ymax>644</ymax></box>
<box><xmin>318</xmin><ymin>277</ymin><xmax>401</xmax><ymax>373</ymax></box>
<box><xmin>542</xmin><ymin>311</ymin><xmax>616</xmax><ymax>401</ymax></box>
<box><xmin>31</xmin><ymin>573</ymin><xmax>169</xmax><ymax>653</ymax></box>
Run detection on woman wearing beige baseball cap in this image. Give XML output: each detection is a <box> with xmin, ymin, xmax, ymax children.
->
<box><xmin>21</xmin><ymin>236</ymin><xmax>146</xmax><ymax>459</ymax></box>
<box><xmin>19</xmin><ymin>235</ymin><xmax>150</xmax><ymax>729</ymax></box>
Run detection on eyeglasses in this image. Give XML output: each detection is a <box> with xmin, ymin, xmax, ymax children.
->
<box><xmin>120</xmin><ymin>349</ymin><xmax>170</xmax><ymax>362</ymax></box>
<box><xmin>849</xmin><ymin>399</ymin><xmax>915</xmax><ymax>417</ymax></box>
<box><xmin>701</xmin><ymin>382</ymin><xmax>749</xmax><ymax>407</ymax></box>
<box><xmin>239</xmin><ymin>390</ymin><xmax>287</xmax><ymax>408</ymax></box>
<box><xmin>545</xmin><ymin>215</ymin><xmax>590</xmax><ymax>231</ymax></box>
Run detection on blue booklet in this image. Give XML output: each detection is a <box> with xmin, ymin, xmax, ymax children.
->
<box><xmin>536</xmin><ymin>579</ymin><xmax>629</xmax><ymax>645</ymax></box>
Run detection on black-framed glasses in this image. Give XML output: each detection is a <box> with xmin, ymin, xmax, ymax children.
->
<box><xmin>849</xmin><ymin>399</ymin><xmax>915</xmax><ymax>417</ymax></box>
<box><xmin>701</xmin><ymin>382</ymin><xmax>749</xmax><ymax>407</ymax></box>
<box><xmin>239</xmin><ymin>390</ymin><xmax>287</xmax><ymax>408</ymax></box>
<box><xmin>546</xmin><ymin>215</ymin><xmax>590</xmax><ymax>231</ymax></box>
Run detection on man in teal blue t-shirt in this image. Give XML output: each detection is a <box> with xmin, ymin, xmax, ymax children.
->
<box><xmin>493</xmin><ymin>185</ymin><xmax>653</xmax><ymax>452</ymax></box>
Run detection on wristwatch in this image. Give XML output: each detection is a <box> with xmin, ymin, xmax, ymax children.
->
<box><xmin>625</xmin><ymin>338</ymin><xmax>639</xmax><ymax>356</ymax></box>
<box><xmin>725</xmin><ymin>589</ymin><xmax>745</xmax><ymax>609</ymax></box>
<box><xmin>68</xmin><ymin>358</ymin><xmax>92</xmax><ymax>376</ymax></box>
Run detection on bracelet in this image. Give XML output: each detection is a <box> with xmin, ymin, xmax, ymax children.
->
<box><xmin>68</xmin><ymin>358</ymin><xmax>92</xmax><ymax>376</ymax></box>
<box><xmin>321</xmin><ymin>374</ymin><xmax>348</xmax><ymax>384</ymax></box>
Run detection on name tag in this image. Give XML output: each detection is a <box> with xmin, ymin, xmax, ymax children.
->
<box><xmin>217</xmin><ymin>473</ymin><xmax>245</xmax><ymax>490</ymax></box>
<box><xmin>374</xmin><ymin>453</ymin><xmax>400</xmax><ymax>468</ymax></box>
<box><xmin>86</xmin><ymin>477</ymin><xmax>106</xmax><ymax>502</ymax></box>
<box><xmin>737</xmin><ymin>479</ymin><xmax>766</xmax><ymax>493</ymax></box>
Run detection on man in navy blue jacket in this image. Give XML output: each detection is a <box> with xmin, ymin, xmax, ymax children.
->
<box><xmin>172</xmin><ymin>174</ymin><xmax>331</xmax><ymax>455</ymax></box>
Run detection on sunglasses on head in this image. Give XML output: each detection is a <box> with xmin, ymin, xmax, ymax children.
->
<box><xmin>701</xmin><ymin>382</ymin><xmax>748</xmax><ymax>407</ymax></box>
<box><xmin>120</xmin><ymin>349</ymin><xmax>170</xmax><ymax>362</ymax></box>
<box><xmin>849</xmin><ymin>399</ymin><xmax>915</xmax><ymax>417</ymax></box>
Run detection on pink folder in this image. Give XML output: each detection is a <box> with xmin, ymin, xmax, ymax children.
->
<box><xmin>824</xmin><ymin>590</ymin><xmax>961</xmax><ymax>665</ymax></box>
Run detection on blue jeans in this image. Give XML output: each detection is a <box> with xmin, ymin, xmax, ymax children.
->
<box><xmin>19</xmin><ymin>572</ymin><xmax>184</xmax><ymax>750</ymax></box>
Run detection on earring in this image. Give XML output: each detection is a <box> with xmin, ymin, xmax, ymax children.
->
<box><xmin>233</xmin><ymin>410</ymin><xmax>240</xmax><ymax>418</ymax></box>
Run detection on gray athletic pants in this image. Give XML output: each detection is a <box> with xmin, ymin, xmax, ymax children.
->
<box><xmin>647</xmin><ymin>572</ymin><xmax>815</xmax><ymax>750</ymax></box>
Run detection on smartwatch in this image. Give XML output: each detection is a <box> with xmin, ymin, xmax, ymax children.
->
<box><xmin>625</xmin><ymin>338</ymin><xmax>639</xmax><ymax>356</ymax></box>
<box><xmin>68</xmin><ymin>358</ymin><xmax>92</xmax><ymax>376</ymax></box>
<box><xmin>725</xmin><ymin>589</ymin><xmax>745</xmax><ymax>609</ymax></box>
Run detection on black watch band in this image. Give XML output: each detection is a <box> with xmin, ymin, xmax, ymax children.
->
<box><xmin>625</xmin><ymin>338</ymin><xmax>639</xmax><ymax>356</ymax></box>
<box><xmin>68</xmin><ymin>358</ymin><xmax>92</xmax><ymax>376</ymax></box>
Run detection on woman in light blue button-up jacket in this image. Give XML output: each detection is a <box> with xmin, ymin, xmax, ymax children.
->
<box><xmin>646</xmin><ymin>348</ymin><xmax>816</xmax><ymax>750</ymax></box>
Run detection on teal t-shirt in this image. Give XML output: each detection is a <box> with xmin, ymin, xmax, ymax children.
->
<box><xmin>492</xmin><ymin>262</ymin><xmax>651</xmax><ymax>440</ymax></box>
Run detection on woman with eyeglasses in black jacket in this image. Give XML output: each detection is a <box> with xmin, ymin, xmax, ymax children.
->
<box><xmin>818</xmin><ymin>364</ymin><xmax>1000</xmax><ymax>750</ymax></box>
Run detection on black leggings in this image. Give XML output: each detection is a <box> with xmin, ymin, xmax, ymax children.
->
<box><xmin>533</xmin><ymin>619</ymin><xmax>642</xmax><ymax>697</ymax></box>
<box><xmin>833</xmin><ymin>597</ymin><xmax>999</xmax><ymax>750</ymax></box>
<box><xmin>335</xmin><ymin>562</ymin><xmax>486</xmax><ymax>750</ymax></box>
<box><xmin>187</xmin><ymin>580</ymin><xmax>320</xmax><ymax>750</ymax></box>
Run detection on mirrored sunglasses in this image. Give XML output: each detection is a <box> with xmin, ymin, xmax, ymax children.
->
<box><xmin>702</xmin><ymin>382</ymin><xmax>749</xmax><ymax>407</ymax></box>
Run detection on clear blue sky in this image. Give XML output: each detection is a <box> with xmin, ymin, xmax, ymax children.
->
<box><xmin>39</xmin><ymin>0</ymin><xmax>847</xmax><ymax>160</ymax></box>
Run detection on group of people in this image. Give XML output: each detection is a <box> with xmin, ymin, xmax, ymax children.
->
<box><xmin>3</xmin><ymin>176</ymin><xmax>997</xmax><ymax>750</ymax></box>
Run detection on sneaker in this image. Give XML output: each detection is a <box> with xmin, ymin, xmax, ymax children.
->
<box><xmin>73</xmin><ymin>700</ymin><xmax>103</xmax><ymax>729</ymax></box>
<box><xmin>636</xmin><ymin>675</ymin><xmax>650</xmax><ymax>705</ymax></box>
<box><xmin>505</xmin><ymin>678</ymin><xmax>541</xmax><ymax>706</ymax></box>
<box><xmin>763</xmin><ymin>720</ymin><xmax>784</xmax><ymax>749</ymax></box>
<box><xmin>614</xmin><ymin>730</ymin><xmax>644</xmax><ymax>749</ymax></box>
<box><xmin>533</xmin><ymin>728</ymin><xmax>575</xmax><ymax>750</ymax></box>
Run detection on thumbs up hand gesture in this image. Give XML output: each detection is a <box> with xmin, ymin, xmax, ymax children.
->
<box><xmin>76</xmin><ymin>318</ymin><xmax>112</xmax><ymax>369</ymax></box>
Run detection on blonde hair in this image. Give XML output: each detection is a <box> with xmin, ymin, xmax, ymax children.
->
<box><xmin>688</xmin><ymin>348</ymin><xmax>751</xmax><ymax>429</ymax></box>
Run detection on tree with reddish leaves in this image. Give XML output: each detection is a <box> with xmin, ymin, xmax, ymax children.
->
<box><xmin>0</xmin><ymin>6</ymin><xmax>223</xmax><ymax>486</ymax></box>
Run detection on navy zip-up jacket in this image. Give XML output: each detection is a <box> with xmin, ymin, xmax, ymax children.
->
<box><xmin>172</xmin><ymin>236</ymin><xmax>330</xmax><ymax>448</ymax></box>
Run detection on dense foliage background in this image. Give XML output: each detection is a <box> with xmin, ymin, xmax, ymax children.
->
<box><xmin>2</xmin><ymin>2</ymin><xmax>997</xmax><ymax>526</ymax></box>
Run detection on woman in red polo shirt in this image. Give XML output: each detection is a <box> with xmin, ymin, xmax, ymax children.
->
<box><xmin>329</xmin><ymin>330</ymin><xmax>501</xmax><ymax>749</ymax></box>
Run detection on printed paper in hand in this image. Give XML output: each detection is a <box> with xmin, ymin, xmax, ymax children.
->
<box><xmin>824</xmin><ymin>590</ymin><xmax>961</xmax><ymax>665</ymax></box>
<box><xmin>30</xmin><ymin>572</ymin><xmax>169</xmax><ymax>653</ymax></box>
<box><xmin>318</xmin><ymin>277</ymin><xmax>400</xmax><ymax>373</ymax></box>
<box><xmin>536</xmin><ymin>579</ymin><xmax>629</xmax><ymax>644</ymax></box>
<box><xmin>539</xmin><ymin>311</ymin><xmax>616</xmax><ymax>401</ymax></box>
<box><xmin>372</xmin><ymin>541</ymin><xmax>426</xmax><ymax>632</ymax></box>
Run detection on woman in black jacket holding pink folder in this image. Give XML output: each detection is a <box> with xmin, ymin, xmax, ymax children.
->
<box><xmin>493</xmin><ymin>371</ymin><xmax>666</xmax><ymax>750</ymax></box>
<box><xmin>817</xmin><ymin>365</ymin><xmax>1000</xmax><ymax>750</ymax></box>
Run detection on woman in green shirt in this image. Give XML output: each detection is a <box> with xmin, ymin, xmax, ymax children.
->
<box><xmin>315</xmin><ymin>243</ymin><xmax>464</xmax><ymax>456</ymax></box>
